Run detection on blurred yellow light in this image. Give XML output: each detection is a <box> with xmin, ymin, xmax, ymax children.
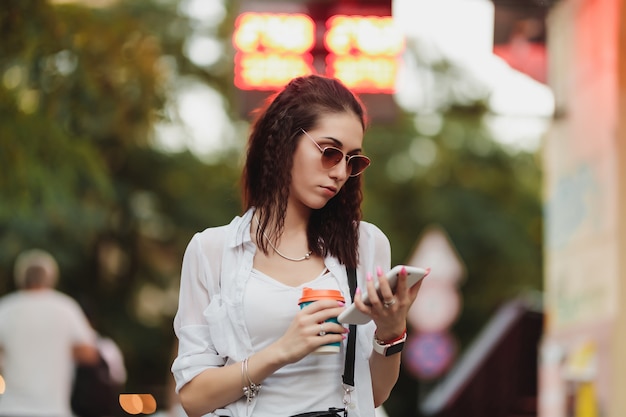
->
<box><xmin>119</xmin><ymin>393</ymin><xmax>157</xmax><ymax>414</ymax></box>
<box><xmin>138</xmin><ymin>394</ymin><xmax>157</xmax><ymax>414</ymax></box>
<box><xmin>235</xmin><ymin>52</ymin><xmax>314</xmax><ymax>90</ymax></box>
<box><xmin>233</xmin><ymin>12</ymin><xmax>315</xmax><ymax>54</ymax></box>
<box><xmin>325</xmin><ymin>15</ymin><xmax>404</xmax><ymax>57</ymax></box>
<box><xmin>327</xmin><ymin>55</ymin><xmax>399</xmax><ymax>93</ymax></box>
<box><xmin>0</xmin><ymin>374</ymin><xmax>5</xmax><ymax>394</ymax></box>
<box><xmin>119</xmin><ymin>394</ymin><xmax>143</xmax><ymax>415</ymax></box>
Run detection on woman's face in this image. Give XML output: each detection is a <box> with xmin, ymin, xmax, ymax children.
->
<box><xmin>289</xmin><ymin>112</ymin><xmax>365</xmax><ymax>211</ymax></box>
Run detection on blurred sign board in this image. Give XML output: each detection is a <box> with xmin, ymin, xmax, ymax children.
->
<box><xmin>406</xmin><ymin>225</ymin><xmax>465</xmax><ymax>333</ymax></box>
<box><xmin>407</xmin><ymin>224</ymin><xmax>465</xmax><ymax>286</ymax></box>
<box><xmin>233</xmin><ymin>0</ymin><xmax>401</xmax><ymax>121</ymax></box>
<box><xmin>404</xmin><ymin>331</ymin><xmax>457</xmax><ymax>380</ymax></box>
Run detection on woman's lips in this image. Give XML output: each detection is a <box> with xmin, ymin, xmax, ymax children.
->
<box><xmin>321</xmin><ymin>185</ymin><xmax>337</xmax><ymax>196</ymax></box>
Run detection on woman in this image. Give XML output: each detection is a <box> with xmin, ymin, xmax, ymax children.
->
<box><xmin>171</xmin><ymin>75</ymin><xmax>421</xmax><ymax>417</ymax></box>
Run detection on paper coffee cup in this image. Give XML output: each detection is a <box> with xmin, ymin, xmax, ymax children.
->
<box><xmin>298</xmin><ymin>287</ymin><xmax>345</xmax><ymax>354</ymax></box>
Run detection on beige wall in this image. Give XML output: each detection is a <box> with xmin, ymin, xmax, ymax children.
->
<box><xmin>610</xmin><ymin>1</ymin><xmax>626</xmax><ymax>416</ymax></box>
<box><xmin>541</xmin><ymin>0</ymin><xmax>625</xmax><ymax>415</ymax></box>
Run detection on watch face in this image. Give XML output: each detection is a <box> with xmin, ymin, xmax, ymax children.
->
<box><xmin>386</xmin><ymin>342</ymin><xmax>405</xmax><ymax>356</ymax></box>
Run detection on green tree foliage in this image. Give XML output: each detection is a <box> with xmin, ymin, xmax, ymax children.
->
<box><xmin>0</xmin><ymin>0</ymin><xmax>242</xmax><ymax>401</ymax></box>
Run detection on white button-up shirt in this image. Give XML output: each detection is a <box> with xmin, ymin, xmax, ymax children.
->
<box><xmin>172</xmin><ymin>208</ymin><xmax>391</xmax><ymax>417</ymax></box>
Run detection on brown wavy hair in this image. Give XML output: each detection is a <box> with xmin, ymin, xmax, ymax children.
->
<box><xmin>241</xmin><ymin>75</ymin><xmax>368</xmax><ymax>268</ymax></box>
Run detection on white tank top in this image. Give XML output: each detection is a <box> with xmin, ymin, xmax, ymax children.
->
<box><xmin>243</xmin><ymin>268</ymin><xmax>347</xmax><ymax>416</ymax></box>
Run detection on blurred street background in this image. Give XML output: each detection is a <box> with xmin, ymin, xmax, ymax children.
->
<box><xmin>2</xmin><ymin>0</ymin><xmax>625</xmax><ymax>416</ymax></box>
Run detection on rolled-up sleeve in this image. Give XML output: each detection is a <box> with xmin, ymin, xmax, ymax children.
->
<box><xmin>171</xmin><ymin>232</ymin><xmax>225</xmax><ymax>392</ymax></box>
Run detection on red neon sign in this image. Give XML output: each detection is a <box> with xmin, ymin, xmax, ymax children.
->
<box><xmin>232</xmin><ymin>12</ymin><xmax>405</xmax><ymax>93</ymax></box>
<box><xmin>325</xmin><ymin>15</ymin><xmax>404</xmax><ymax>93</ymax></box>
<box><xmin>233</xmin><ymin>12</ymin><xmax>315</xmax><ymax>90</ymax></box>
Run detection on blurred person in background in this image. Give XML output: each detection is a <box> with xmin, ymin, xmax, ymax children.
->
<box><xmin>0</xmin><ymin>249</ymin><xmax>100</xmax><ymax>417</ymax></box>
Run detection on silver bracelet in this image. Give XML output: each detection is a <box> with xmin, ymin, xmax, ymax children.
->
<box><xmin>241</xmin><ymin>357</ymin><xmax>261</xmax><ymax>403</ymax></box>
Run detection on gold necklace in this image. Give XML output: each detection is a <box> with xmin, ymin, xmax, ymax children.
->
<box><xmin>254</xmin><ymin>216</ymin><xmax>312</xmax><ymax>262</ymax></box>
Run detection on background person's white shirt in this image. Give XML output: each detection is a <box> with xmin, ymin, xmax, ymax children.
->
<box><xmin>0</xmin><ymin>289</ymin><xmax>96</xmax><ymax>417</ymax></box>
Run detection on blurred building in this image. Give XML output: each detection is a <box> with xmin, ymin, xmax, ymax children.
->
<box><xmin>541</xmin><ymin>0</ymin><xmax>626</xmax><ymax>417</ymax></box>
<box><xmin>420</xmin><ymin>296</ymin><xmax>543</xmax><ymax>417</ymax></box>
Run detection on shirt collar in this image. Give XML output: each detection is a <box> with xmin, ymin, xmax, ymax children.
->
<box><xmin>229</xmin><ymin>207</ymin><xmax>255</xmax><ymax>249</ymax></box>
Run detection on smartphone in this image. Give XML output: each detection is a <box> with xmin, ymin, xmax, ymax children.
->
<box><xmin>337</xmin><ymin>265</ymin><xmax>429</xmax><ymax>325</ymax></box>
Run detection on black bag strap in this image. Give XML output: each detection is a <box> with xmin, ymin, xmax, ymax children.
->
<box><xmin>342</xmin><ymin>267</ymin><xmax>357</xmax><ymax>387</ymax></box>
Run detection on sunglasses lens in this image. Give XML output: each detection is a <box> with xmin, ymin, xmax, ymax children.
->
<box><xmin>317</xmin><ymin>141</ymin><xmax>370</xmax><ymax>176</ymax></box>
<box><xmin>348</xmin><ymin>156</ymin><xmax>371</xmax><ymax>176</ymax></box>
<box><xmin>321</xmin><ymin>148</ymin><xmax>344</xmax><ymax>169</ymax></box>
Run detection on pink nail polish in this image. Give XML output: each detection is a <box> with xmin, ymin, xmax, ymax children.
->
<box><xmin>401</xmin><ymin>266</ymin><xmax>406</xmax><ymax>275</ymax></box>
<box><xmin>367</xmin><ymin>273</ymin><xmax>372</xmax><ymax>282</ymax></box>
<box><xmin>356</xmin><ymin>288</ymin><xmax>361</xmax><ymax>294</ymax></box>
<box><xmin>376</xmin><ymin>266</ymin><xmax>383</xmax><ymax>276</ymax></box>
<box><xmin>338</xmin><ymin>301</ymin><xmax>345</xmax><ymax>306</ymax></box>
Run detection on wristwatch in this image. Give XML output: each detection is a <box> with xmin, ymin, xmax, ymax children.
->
<box><xmin>373</xmin><ymin>330</ymin><xmax>407</xmax><ymax>356</ymax></box>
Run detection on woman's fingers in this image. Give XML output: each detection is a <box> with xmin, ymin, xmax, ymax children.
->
<box><xmin>277</xmin><ymin>299</ymin><xmax>347</xmax><ymax>362</ymax></box>
<box><xmin>394</xmin><ymin>266</ymin><xmax>408</xmax><ymax>297</ymax></box>
<box><xmin>376</xmin><ymin>266</ymin><xmax>396</xmax><ymax>306</ymax></box>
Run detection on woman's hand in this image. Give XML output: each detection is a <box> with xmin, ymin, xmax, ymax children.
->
<box><xmin>271</xmin><ymin>299</ymin><xmax>348</xmax><ymax>364</ymax></box>
<box><xmin>362</xmin><ymin>266</ymin><xmax>422</xmax><ymax>406</ymax></box>
<box><xmin>354</xmin><ymin>266</ymin><xmax>422</xmax><ymax>341</ymax></box>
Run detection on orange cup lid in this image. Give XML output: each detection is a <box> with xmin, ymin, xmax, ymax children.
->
<box><xmin>298</xmin><ymin>287</ymin><xmax>345</xmax><ymax>304</ymax></box>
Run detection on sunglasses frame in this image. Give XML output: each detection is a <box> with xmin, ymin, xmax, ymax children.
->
<box><xmin>300</xmin><ymin>129</ymin><xmax>370</xmax><ymax>177</ymax></box>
